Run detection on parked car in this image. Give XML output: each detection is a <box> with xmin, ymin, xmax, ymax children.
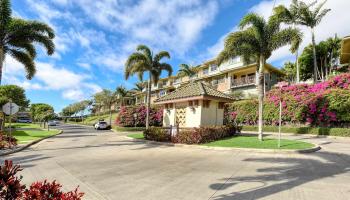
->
<box><xmin>48</xmin><ymin>121</ymin><xmax>57</xmax><ymax>126</ymax></box>
<box><xmin>17</xmin><ymin>118</ymin><xmax>32</xmax><ymax>123</ymax></box>
<box><xmin>94</xmin><ymin>121</ymin><xmax>108</xmax><ymax>130</ymax></box>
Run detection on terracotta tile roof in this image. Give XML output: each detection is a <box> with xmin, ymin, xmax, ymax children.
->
<box><xmin>154</xmin><ymin>82</ymin><xmax>234</xmax><ymax>103</ymax></box>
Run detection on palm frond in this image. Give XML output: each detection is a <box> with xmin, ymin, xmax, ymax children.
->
<box><xmin>9</xmin><ymin>49</ymin><xmax>35</xmax><ymax>79</ymax></box>
<box><xmin>270</xmin><ymin>27</ymin><xmax>302</xmax><ymax>53</ymax></box>
<box><xmin>0</xmin><ymin>0</ymin><xmax>11</xmax><ymax>31</ymax></box>
<box><xmin>154</xmin><ymin>51</ymin><xmax>170</xmax><ymax>62</ymax></box>
<box><xmin>158</xmin><ymin>63</ymin><xmax>173</xmax><ymax>77</ymax></box>
<box><xmin>136</xmin><ymin>44</ymin><xmax>152</xmax><ymax>62</ymax></box>
<box><xmin>8</xmin><ymin>41</ymin><xmax>36</xmax><ymax>58</ymax></box>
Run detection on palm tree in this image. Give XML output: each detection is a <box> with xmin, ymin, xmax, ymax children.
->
<box><xmin>94</xmin><ymin>89</ymin><xmax>117</xmax><ymax>125</ymax></box>
<box><xmin>133</xmin><ymin>82</ymin><xmax>145</xmax><ymax>92</ymax></box>
<box><xmin>177</xmin><ymin>64</ymin><xmax>198</xmax><ymax>78</ymax></box>
<box><xmin>217</xmin><ymin>13</ymin><xmax>302</xmax><ymax>141</ymax></box>
<box><xmin>298</xmin><ymin>0</ymin><xmax>331</xmax><ymax>82</ymax></box>
<box><xmin>0</xmin><ymin>0</ymin><xmax>55</xmax><ymax>85</ymax></box>
<box><xmin>273</xmin><ymin>0</ymin><xmax>303</xmax><ymax>83</ymax></box>
<box><xmin>326</xmin><ymin>35</ymin><xmax>341</xmax><ymax>76</ymax></box>
<box><xmin>116</xmin><ymin>85</ymin><xmax>129</xmax><ymax>106</ymax></box>
<box><xmin>125</xmin><ymin>45</ymin><xmax>172</xmax><ymax>129</ymax></box>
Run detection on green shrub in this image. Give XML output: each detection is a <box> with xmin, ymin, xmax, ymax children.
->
<box><xmin>172</xmin><ymin>125</ymin><xmax>237</xmax><ymax>144</ymax></box>
<box><xmin>143</xmin><ymin>127</ymin><xmax>171</xmax><ymax>142</ymax></box>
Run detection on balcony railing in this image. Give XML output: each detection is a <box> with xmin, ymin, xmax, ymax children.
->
<box><xmin>231</xmin><ymin>75</ymin><xmax>256</xmax><ymax>88</ymax></box>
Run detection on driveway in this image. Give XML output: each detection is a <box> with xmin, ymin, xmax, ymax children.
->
<box><xmin>2</xmin><ymin>124</ymin><xmax>350</xmax><ymax>200</ymax></box>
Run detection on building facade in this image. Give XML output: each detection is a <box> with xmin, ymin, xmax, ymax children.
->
<box><xmin>135</xmin><ymin>57</ymin><xmax>284</xmax><ymax>104</ymax></box>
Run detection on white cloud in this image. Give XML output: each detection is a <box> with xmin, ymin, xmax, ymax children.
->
<box><xmin>250</xmin><ymin>0</ymin><xmax>350</xmax><ymax>65</ymax></box>
<box><xmin>3</xmin><ymin>58</ymin><xmax>102</xmax><ymax>101</ymax></box>
<box><xmin>75</xmin><ymin>0</ymin><xmax>218</xmax><ymax>54</ymax></box>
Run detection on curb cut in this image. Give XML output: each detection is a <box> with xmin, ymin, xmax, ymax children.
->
<box><xmin>123</xmin><ymin>136</ymin><xmax>321</xmax><ymax>154</ymax></box>
<box><xmin>0</xmin><ymin>130</ymin><xmax>63</xmax><ymax>156</ymax></box>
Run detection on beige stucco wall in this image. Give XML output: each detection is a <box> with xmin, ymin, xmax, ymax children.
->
<box><xmin>163</xmin><ymin>107</ymin><xmax>175</xmax><ymax>127</ymax></box>
<box><xmin>162</xmin><ymin>100</ymin><xmax>224</xmax><ymax>127</ymax></box>
<box><xmin>200</xmin><ymin>101</ymin><xmax>224</xmax><ymax>126</ymax></box>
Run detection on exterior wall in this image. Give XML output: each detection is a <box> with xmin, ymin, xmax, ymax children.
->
<box><xmin>163</xmin><ymin>106</ymin><xmax>176</xmax><ymax>127</ymax></box>
<box><xmin>200</xmin><ymin>100</ymin><xmax>224</xmax><ymax>126</ymax></box>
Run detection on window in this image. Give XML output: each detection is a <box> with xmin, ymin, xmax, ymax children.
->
<box><xmin>203</xmin><ymin>68</ymin><xmax>209</xmax><ymax>75</ymax></box>
<box><xmin>159</xmin><ymin>90</ymin><xmax>166</xmax><ymax>97</ymax></box>
<box><xmin>210</xmin><ymin>64</ymin><xmax>218</xmax><ymax>71</ymax></box>
<box><xmin>218</xmin><ymin>102</ymin><xmax>225</xmax><ymax>109</ymax></box>
<box><xmin>203</xmin><ymin>100</ymin><xmax>210</xmax><ymax>108</ymax></box>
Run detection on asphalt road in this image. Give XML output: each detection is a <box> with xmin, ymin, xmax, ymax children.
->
<box><xmin>2</xmin><ymin>124</ymin><xmax>350</xmax><ymax>200</ymax></box>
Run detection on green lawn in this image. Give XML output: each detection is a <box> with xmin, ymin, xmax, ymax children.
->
<box><xmin>127</xmin><ymin>133</ymin><xmax>144</xmax><ymax>139</ymax></box>
<box><xmin>203</xmin><ymin>135</ymin><xmax>315</xmax><ymax>150</ymax></box>
<box><xmin>11</xmin><ymin>129</ymin><xmax>60</xmax><ymax>144</ymax></box>
<box><xmin>69</xmin><ymin>113</ymin><xmax>118</xmax><ymax>126</ymax></box>
<box><xmin>5</xmin><ymin>123</ymin><xmax>41</xmax><ymax>129</ymax></box>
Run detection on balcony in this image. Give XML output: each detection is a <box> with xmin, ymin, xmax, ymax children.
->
<box><xmin>231</xmin><ymin>75</ymin><xmax>256</xmax><ymax>88</ymax></box>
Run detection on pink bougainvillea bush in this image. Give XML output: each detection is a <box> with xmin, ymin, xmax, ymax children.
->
<box><xmin>225</xmin><ymin>73</ymin><xmax>350</xmax><ymax>127</ymax></box>
<box><xmin>115</xmin><ymin>105</ymin><xmax>163</xmax><ymax>127</ymax></box>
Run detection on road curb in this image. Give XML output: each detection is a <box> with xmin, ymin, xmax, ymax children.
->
<box><xmin>0</xmin><ymin>130</ymin><xmax>63</xmax><ymax>156</ymax></box>
<box><xmin>123</xmin><ymin>135</ymin><xmax>321</xmax><ymax>154</ymax></box>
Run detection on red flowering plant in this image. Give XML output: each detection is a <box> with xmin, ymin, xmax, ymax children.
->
<box><xmin>0</xmin><ymin>132</ymin><xmax>17</xmax><ymax>149</ymax></box>
<box><xmin>0</xmin><ymin>160</ymin><xmax>84</xmax><ymax>200</ymax></box>
<box><xmin>116</xmin><ymin>105</ymin><xmax>163</xmax><ymax>127</ymax></box>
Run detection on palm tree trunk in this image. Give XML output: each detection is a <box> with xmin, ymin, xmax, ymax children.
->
<box><xmin>0</xmin><ymin>48</ymin><xmax>4</xmax><ymax>85</ymax></box>
<box><xmin>294</xmin><ymin>24</ymin><xmax>300</xmax><ymax>83</ymax></box>
<box><xmin>258</xmin><ymin>55</ymin><xmax>265</xmax><ymax>141</ymax></box>
<box><xmin>109</xmin><ymin>104</ymin><xmax>112</xmax><ymax>126</ymax></box>
<box><xmin>311</xmin><ymin>28</ymin><xmax>318</xmax><ymax>83</ymax></box>
<box><xmin>329</xmin><ymin>50</ymin><xmax>334</xmax><ymax>75</ymax></box>
<box><xmin>146</xmin><ymin>73</ymin><xmax>151</xmax><ymax>129</ymax></box>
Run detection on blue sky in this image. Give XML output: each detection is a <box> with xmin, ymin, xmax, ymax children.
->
<box><xmin>4</xmin><ymin>0</ymin><xmax>350</xmax><ymax>112</ymax></box>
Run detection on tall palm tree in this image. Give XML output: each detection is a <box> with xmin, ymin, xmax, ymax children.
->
<box><xmin>0</xmin><ymin>0</ymin><xmax>55</xmax><ymax>85</ymax></box>
<box><xmin>125</xmin><ymin>45</ymin><xmax>172</xmax><ymax>129</ymax></box>
<box><xmin>217</xmin><ymin>13</ymin><xmax>302</xmax><ymax>141</ymax></box>
<box><xmin>298</xmin><ymin>0</ymin><xmax>331</xmax><ymax>82</ymax></box>
<box><xmin>116</xmin><ymin>85</ymin><xmax>129</xmax><ymax>106</ymax></box>
<box><xmin>326</xmin><ymin>35</ymin><xmax>341</xmax><ymax>75</ymax></box>
<box><xmin>273</xmin><ymin>0</ymin><xmax>303</xmax><ymax>83</ymax></box>
<box><xmin>177</xmin><ymin>64</ymin><xmax>198</xmax><ymax>78</ymax></box>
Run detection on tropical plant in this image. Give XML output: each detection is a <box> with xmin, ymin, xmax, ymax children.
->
<box><xmin>177</xmin><ymin>63</ymin><xmax>198</xmax><ymax>78</ymax></box>
<box><xmin>273</xmin><ymin>0</ymin><xmax>303</xmax><ymax>83</ymax></box>
<box><xmin>116</xmin><ymin>85</ymin><xmax>129</xmax><ymax>106</ymax></box>
<box><xmin>297</xmin><ymin>0</ymin><xmax>331</xmax><ymax>82</ymax></box>
<box><xmin>0</xmin><ymin>84</ymin><xmax>29</xmax><ymax>107</ymax></box>
<box><xmin>125</xmin><ymin>44</ymin><xmax>172</xmax><ymax>129</ymax></box>
<box><xmin>326</xmin><ymin>35</ymin><xmax>341</xmax><ymax>75</ymax></box>
<box><xmin>217</xmin><ymin>13</ymin><xmax>302</xmax><ymax>140</ymax></box>
<box><xmin>93</xmin><ymin>89</ymin><xmax>117</xmax><ymax>125</ymax></box>
<box><xmin>281</xmin><ymin>61</ymin><xmax>297</xmax><ymax>83</ymax></box>
<box><xmin>133</xmin><ymin>82</ymin><xmax>145</xmax><ymax>92</ymax></box>
<box><xmin>0</xmin><ymin>0</ymin><xmax>55</xmax><ymax>85</ymax></box>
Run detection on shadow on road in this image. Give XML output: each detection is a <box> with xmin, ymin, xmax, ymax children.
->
<box><xmin>209</xmin><ymin>151</ymin><xmax>350</xmax><ymax>199</ymax></box>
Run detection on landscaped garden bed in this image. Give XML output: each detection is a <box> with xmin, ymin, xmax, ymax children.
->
<box><xmin>126</xmin><ymin>126</ymin><xmax>315</xmax><ymax>151</ymax></box>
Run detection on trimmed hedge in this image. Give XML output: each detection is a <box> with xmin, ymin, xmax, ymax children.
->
<box><xmin>143</xmin><ymin>125</ymin><xmax>238</xmax><ymax>144</ymax></box>
<box><xmin>242</xmin><ymin>125</ymin><xmax>350</xmax><ymax>137</ymax></box>
<box><xmin>143</xmin><ymin>127</ymin><xmax>171</xmax><ymax>142</ymax></box>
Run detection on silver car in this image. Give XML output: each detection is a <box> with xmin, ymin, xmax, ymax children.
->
<box><xmin>94</xmin><ymin>121</ymin><xmax>108</xmax><ymax>130</ymax></box>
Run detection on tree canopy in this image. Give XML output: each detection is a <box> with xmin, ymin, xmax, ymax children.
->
<box><xmin>0</xmin><ymin>84</ymin><xmax>29</xmax><ymax>108</ymax></box>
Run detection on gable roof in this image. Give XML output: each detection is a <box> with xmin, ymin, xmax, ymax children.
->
<box><xmin>154</xmin><ymin>81</ymin><xmax>234</xmax><ymax>103</ymax></box>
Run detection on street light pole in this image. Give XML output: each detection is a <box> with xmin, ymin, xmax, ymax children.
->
<box><xmin>8</xmin><ymin>99</ymin><xmax>13</xmax><ymax>148</ymax></box>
